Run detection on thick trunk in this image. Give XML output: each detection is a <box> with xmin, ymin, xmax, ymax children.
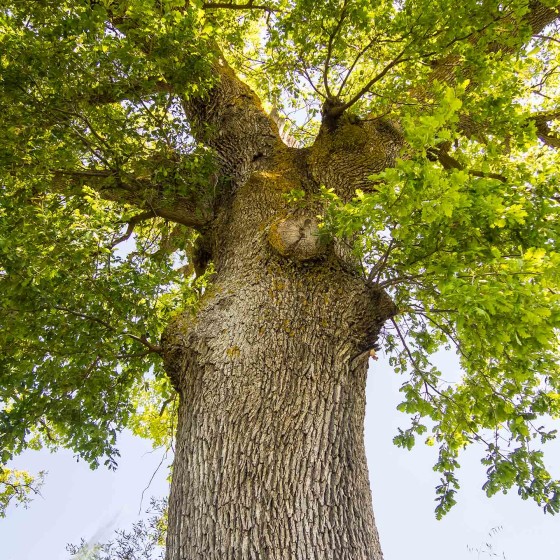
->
<box><xmin>162</xmin><ymin>147</ymin><xmax>396</xmax><ymax>559</ymax></box>
<box><xmin>165</xmin><ymin>286</ymin><xmax>388</xmax><ymax>559</ymax></box>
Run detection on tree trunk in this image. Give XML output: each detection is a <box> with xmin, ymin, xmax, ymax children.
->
<box><xmin>162</xmin><ymin>147</ymin><xmax>396</xmax><ymax>559</ymax></box>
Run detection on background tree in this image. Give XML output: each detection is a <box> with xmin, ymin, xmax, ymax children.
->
<box><xmin>67</xmin><ymin>498</ymin><xmax>167</xmax><ymax>560</ymax></box>
<box><xmin>0</xmin><ymin>467</ymin><xmax>44</xmax><ymax>518</ymax></box>
<box><xmin>1</xmin><ymin>1</ymin><xmax>559</xmax><ymax>559</ymax></box>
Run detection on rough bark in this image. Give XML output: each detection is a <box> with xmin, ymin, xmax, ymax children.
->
<box><xmin>161</xmin><ymin>117</ymin><xmax>399</xmax><ymax>557</ymax></box>
<box><xmin>180</xmin><ymin>56</ymin><xmax>283</xmax><ymax>184</ymax></box>
<box><xmin>9</xmin><ymin>2</ymin><xmax>558</xmax><ymax>557</ymax></box>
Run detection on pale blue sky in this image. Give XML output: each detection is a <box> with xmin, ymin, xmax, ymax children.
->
<box><xmin>2</xmin><ymin>351</ymin><xmax>559</xmax><ymax>559</ymax></box>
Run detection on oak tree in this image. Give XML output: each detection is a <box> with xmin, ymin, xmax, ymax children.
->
<box><xmin>1</xmin><ymin>1</ymin><xmax>559</xmax><ymax>558</ymax></box>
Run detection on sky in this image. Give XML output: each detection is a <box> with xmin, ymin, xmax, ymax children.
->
<box><xmin>2</xmin><ymin>351</ymin><xmax>560</xmax><ymax>560</ymax></box>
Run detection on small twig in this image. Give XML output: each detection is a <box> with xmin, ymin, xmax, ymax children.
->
<box><xmin>329</xmin><ymin>46</ymin><xmax>411</xmax><ymax>116</ymax></box>
<box><xmin>412</xmin><ymin>309</ymin><xmax>469</xmax><ymax>361</ymax></box>
<box><xmin>379</xmin><ymin>273</ymin><xmax>427</xmax><ymax>289</ymax></box>
<box><xmin>138</xmin><ymin>447</ymin><xmax>170</xmax><ymax>514</ymax></box>
<box><xmin>2</xmin><ymin>480</ymin><xmax>42</xmax><ymax>496</ymax></box>
<box><xmin>337</xmin><ymin>32</ymin><xmax>384</xmax><ymax>97</ymax></box>
<box><xmin>298</xmin><ymin>63</ymin><xmax>326</xmax><ymax>98</ymax></box>
<box><xmin>368</xmin><ymin>238</ymin><xmax>395</xmax><ymax>283</ymax></box>
<box><xmin>323</xmin><ymin>0</ymin><xmax>350</xmax><ymax>99</ymax></box>
<box><xmin>53</xmin><ymin>305</ymin><xmax>162</xmax><ymax>354</ymax></box>
<box><xmin>391</xmin><ymin>317</ymin><xmax>446</xmax><ymax>399</ymax></box>
<box><xmin>534</xmin><ymin>34</ymin><xmax>560</xmax><ymax>45</ymax></box>
<box><xmin>113</xmin><ymin>351</ymin><xmax>153</xmax><ymax>360</ymax></box>
<box><xmin>38</xmin><ymin>418</ymin><xmax>57</xmax><ymax>444</ymax></box>
<box><xmin>110</xmin><ymin>211</ymin><xmax>157</xmax><ymax>248</ymax></box>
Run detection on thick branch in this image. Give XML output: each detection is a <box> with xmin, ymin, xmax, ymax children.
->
<box><xmin>417</xmin><ymin>3</ymin><xmax>559</xmax><ymax>144</ymax></box>
<box><xmin>431</xmin><ymin>1</ymin><xmax>559</xmax><ymax>82</ymax></box>
<box><xmin>51</xmin><ymin>158</ymin><xmax>215</xmax><ymax>229</ymax></box>
<box><xmin>530</xmin><ymin>110</ymin><xmax>560</xmax><ymax>148</ymax></box>
<box><xmin>429</xmin><ymin>147</ymin><xmax>508</xmax><ymax>182</ymax></box>
<box><xmin>327</xmin><ymin>4</ymin><xmax>542</xmax><ymax>119</ymax></box>
<box><xmin>179</xmin><ymin>56</ymin><xmax>283</xmax><ymax>183</ymax></box>
<box><xmin>534</xmin><ymin>124</ymin><xmax>560</xmax><ymax>148</ymax></box>
<box><xmin>309</xmin><ymin>116</ymin><xmax>405</xmax><ymax>199</ymax></box>
<box><xmin>104</xmin><ymin>6</ymin><xmax>283</xmax><ymax>184</ymax></box>
<box><xmin>525</xmin><ymin>1</ymin><xmax>560</xmax><ymax>37</ymax></box>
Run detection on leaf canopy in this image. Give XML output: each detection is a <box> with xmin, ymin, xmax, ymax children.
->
<box><xmin>0</xmin><ymin>0</ymin><xmax>559</xmax><ymax>517</ymax></box>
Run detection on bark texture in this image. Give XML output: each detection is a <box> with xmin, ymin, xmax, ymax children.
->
<box><xmin>162</xmin><ymin>108</ymin><xmax>399</xmax><ymax>557</ymax></box>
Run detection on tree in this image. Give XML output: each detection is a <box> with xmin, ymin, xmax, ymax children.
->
<box><xmin>0</xmin><ymin>0</ymin><xmax>559</xmax><ymax>558</ymax></box>
<box><xmin>67</xmin><ymin>498</ymin><xmax>167</xmax><ymax>560</ymax></box>
<box><xmin>0</xmin><ymin>466</ymin><xmax>44</xmax><ymax>518</ymax></box>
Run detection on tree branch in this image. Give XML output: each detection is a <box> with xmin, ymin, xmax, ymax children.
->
<box><xmin>525</xmin><ymin>1</ymin><xmax>560</xmax><ymax>38</ymax></box>
<box><xmin>530</xmin><ymin>110</ymin><xmax>560</xmax><ymax>148</ymax></box>
<box><xmin>534</xmin><ymin>33</ymin><xmax>560</xmax><ymax>44</ymax></box>
<box><xmin>323</xmin><ymin>0</ymin><xmax>350</xmax><ymax>100</ymax></box>
<box><xmin>327</xmin><ymin>47</ymin><xmax>411</xmax><ymax>116</ymax></box>
<box><xmin>368</xmin><ymin>238</ymin><xmax>395</xmax><ymax>284</ymax></box>
<box><xmin>52</xmin><ymin>305</ymin><xmax>162</xmax><ymax>354</ymax></box>
<box><xmin>178</xmin><ymin>55</ymin><xmax>283</xmax><ymax>182</ymax></box>
<box><xmin>103</xmin><ymin>5</ymin><xmax>283</xmax><ymax>182</ymax></box>
<box><xmin>79</xmin><ymin>76</ymin><xmax>172</xmax><ymax>106</ymax></box>
<box><xmin>428</xmin><ymin>147</ymin><xmax>508</xmax><ymax>182</ymax></box>
<box><xmin>51</xmin><ymin>154</ymin><xmax>216</xmax><ymax>230</ymax></box>
<box><xmin>408</xmin><ymin>3</ymin><xmax>559</xmax><ymax>143</ymax></box>
<box><xmin>390</xmin><ymin>317</ymin><xmax>448</xmax><ymax>400</ymax></box>
<box><xmin>328</xmin><ymin>7</ymin><xmax>524</xmax><ymax>118</ymax></box>
<box><xmin>110</xmin><ymin>211</ymin><xmax>158</xmax><ymax>248</ymax></box>
<box><xmin>432</xmin><ymin>2</ymin><xmax>559</xmax><ymax>82</ymax></box>
<box><xmin>337</xmin><ymin>32</ymin><xmax>385</xmax><ymax>97</ymax></box>
<box><xmin>202</xmin><ymin>1</ymin><xmax>276</xmax><ymax>12</ymax></box>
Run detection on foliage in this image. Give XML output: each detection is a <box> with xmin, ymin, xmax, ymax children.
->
<box><xmin>321</xmin><ymin>80</ymin><xmax>560</xmax><ymax>517</ymax></box>
<box><xmin>0</xmin><ymin>466</ymin><xmax>45</xmax><ymax>518</ymax></box>
<box><xmin>0</xmin><ymin>182</ymin><xmax>195</xmax><ymax>467</ymax></box>
<box><xmin>0</xmin><ymin>0</ymin><xmax>559</xmax><ymax>521</ymax></box>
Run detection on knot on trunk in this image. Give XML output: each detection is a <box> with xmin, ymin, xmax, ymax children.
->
<box><xmin>267</xmin><ymin>216</ymin><xmax>326</xmax><ymax>261</ymax></box>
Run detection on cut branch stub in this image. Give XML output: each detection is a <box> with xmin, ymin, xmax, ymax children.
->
<box><xmin>267</xmin><ymin>216</ymin><xmax>326</xmax><ymax>261</ymax></box>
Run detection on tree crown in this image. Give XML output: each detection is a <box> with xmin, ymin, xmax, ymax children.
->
<box><xmin>0</xmin><ymin>0</ymin><xmax>559</xmax><ymax>518</ymax></box>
